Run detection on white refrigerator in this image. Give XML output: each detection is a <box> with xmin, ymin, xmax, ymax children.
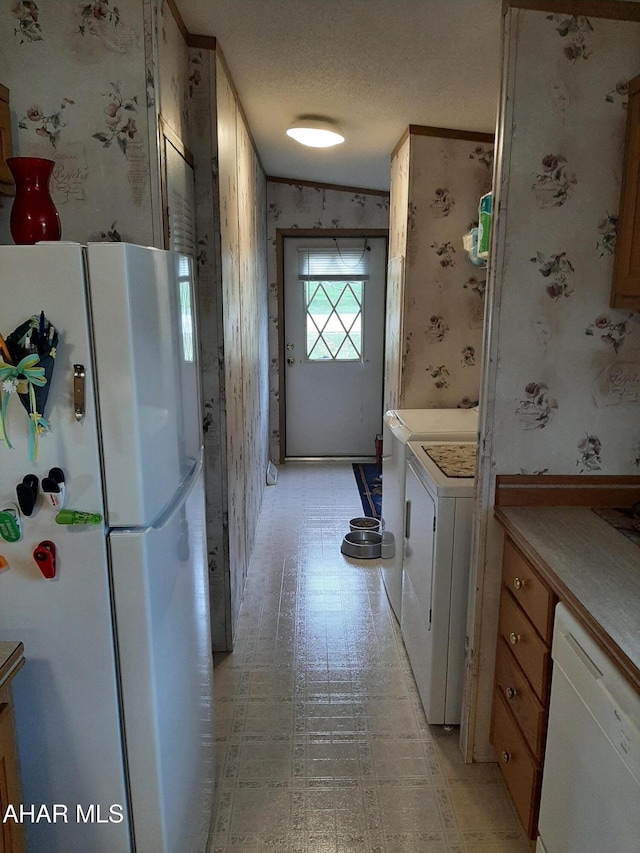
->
<box><xmin>0</xmin><ymin>242</ymin><xmax>214</xmax><ymax>853</ymax></box>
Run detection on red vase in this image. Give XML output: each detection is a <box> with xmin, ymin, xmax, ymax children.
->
<box><xmin>7</xmin><ymin>157</ymin><xmax>61</xmax><ymax>245</ymax></box>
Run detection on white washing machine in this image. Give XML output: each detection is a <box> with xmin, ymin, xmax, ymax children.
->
<box><xmin>401</xmin><ymin>440</ymin><xmax>476</xmax><ymax>725</ymax></box>
<box><xmin>380</xmin><ymin>409</ymin><xmax>477</xmax><ymax>620</ymax></box>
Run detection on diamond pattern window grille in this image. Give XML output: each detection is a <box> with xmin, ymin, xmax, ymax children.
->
<box><xmin>305</xmin><ymin>280</ymin><xmax>363</xmax><ymax>361</ymax></box>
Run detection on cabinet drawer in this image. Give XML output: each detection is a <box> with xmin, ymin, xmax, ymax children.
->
<box><xmin>494</xmin><ymin>636</ymin><xmax>547</xmax><ymax>758</ymax></box>
<box><xmin>491</xmin><ymin>689</ymin><xmax>541</xmax><ymax>839</ymax></box>
<box><xmin>502</xmin><ymin>538</ymin><xmax>554</xmax><ymax>642</ymax></box>
<box><xmin>499</xmin><ymin>589</ymin><xmax>550</xmax><ymax>702</ymax></box>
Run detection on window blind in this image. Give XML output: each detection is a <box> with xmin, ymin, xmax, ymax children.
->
<box><xmin>297</xmin><ymin>245</ymin><xmax>369</xmax><ymax>280</ymax></box>
<box><xmin>169</xmin><ymin>187</ymin><xmax>197</xmax><ymax>259</ymax></box>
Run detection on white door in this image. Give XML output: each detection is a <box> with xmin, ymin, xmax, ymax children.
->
<box><xmin>284</xmin><ymin>235</ymin><xmax>386</xmax><ymax>457</ymax></box>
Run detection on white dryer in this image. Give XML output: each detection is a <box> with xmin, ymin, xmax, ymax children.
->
<box><xmin>401</xmin><ymin>440</ymin><xmax>476</xmax><ymax>725</ymax></box>
<box><xmin>380</xmin><ymin>409</ymin><xmax>477</xmax><ymax>620</ymax></box>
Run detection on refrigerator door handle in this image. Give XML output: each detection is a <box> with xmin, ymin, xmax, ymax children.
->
<box><xmin>73</xmin><ymin>363</ymin><xmax>86</xmax><ymax>421</ymax></box>
<box><xmin>149</xmin><ymin>451</ymin><xmax>203</xmax><ymax>531</ymax></box>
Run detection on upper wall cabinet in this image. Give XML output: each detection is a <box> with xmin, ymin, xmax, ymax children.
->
<box><xmin>0</xmin><ymin>85</ymin><xmax>13</xmax><ymax>196</ymax></box>
<box><xmin>612</xmin><ymin>74</ymin><xmax>640</xmax><ymax>311</ymax></box>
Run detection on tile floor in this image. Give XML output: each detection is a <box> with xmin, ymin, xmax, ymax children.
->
<box><xmin>210</xmin><ymin>461</ymin><xmax>530</xmax><ymax>853</ymax></box>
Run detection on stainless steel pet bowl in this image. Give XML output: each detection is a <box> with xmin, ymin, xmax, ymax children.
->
<box><xmin>349</xmin><ymin>516</ymin><xmax>381</xmax><ymax>533</ymax></box>
<box><xmin>341</xmin><ymin>530</ymin><xmax>382</xmax><ymax>559</ymax></box>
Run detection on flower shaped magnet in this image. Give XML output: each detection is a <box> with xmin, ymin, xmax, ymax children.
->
<box><xmin>0</xmin><ymin>312</ymin><xmax>58</xmax><ymax>461</ymax></box>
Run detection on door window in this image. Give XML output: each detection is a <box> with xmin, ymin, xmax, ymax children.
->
<box><xmin>305</xmin><ymin>279</ymin><xmax>362</xmax><ymax>361</ymax></box>
<box><xmin>299</xmin><ymin>245</ymin><xmax>369</xmax><ymax>362</ymax></box>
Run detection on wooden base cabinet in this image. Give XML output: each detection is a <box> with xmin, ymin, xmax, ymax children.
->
<box><xmin>0</xmin><ymin>644</ymin><xmax>25</xmax><ymax>853</ymax></box>
<box><xmin>0</xmin><ymin>703</ymin><xmax>25</xmax><ymax>853</ymax></box>
<box><xmin>490</xmin><ymin>537</ymin><xmax>556</xmax><ymax>840</ymax></box>
<box><xmin>491</xmin><ymin>688</ymin><xmax>540</xmax><ymax>837</ymax></box>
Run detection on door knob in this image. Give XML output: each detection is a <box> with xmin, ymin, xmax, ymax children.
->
<box><xmin>287</xmin><ymin>357</ymin><xmax>295</xmax><ymax>365</ymax></box>
<box><xmin>509</xmin><ymin>632</ymin><xmax>521</xmax><ymax>646</ymax></box>
<box><xmin>286</xmin><ymin>342</ymin><xmax>294</xmax><ymax>351</ymax></box>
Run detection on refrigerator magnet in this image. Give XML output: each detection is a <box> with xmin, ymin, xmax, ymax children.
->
<box><xmin>0</xmin><ymin>313</ymin><xmax>58</xmax><ymax>461</ymax></box>
<box><xmin>0</xmin><ymin>504</ymin><xmax>21</xmax><ymax>543</ymax></box>
<box><xmin>33</xmin><ymin>540</ymin><xmax>56</xmax><ymax>579</ymax></box>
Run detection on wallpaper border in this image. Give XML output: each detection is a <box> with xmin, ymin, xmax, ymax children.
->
<box><xmin>392</xmin><ymin>125</ymin><xmax>495</xmax><ymax>161</ymax></box>
<box><xmin>503</xmin><ymin>0</ymin><xmax>640</xmax><ymax>22</ymax></box>
<box><xmin>267</xmin><ymin>175</ymin><xmax>390</xmax><ymax>198</ymax></box>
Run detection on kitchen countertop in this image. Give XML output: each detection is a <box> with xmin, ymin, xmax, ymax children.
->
<box><xmin>0</xmin><ymin>642</ymin><xmax>24</xmax><ymax>690</ymax></box>
<box><xmin>495</xmin><ymin>505</ymin><xmax>640</xmax><ymax>692</ymax></box>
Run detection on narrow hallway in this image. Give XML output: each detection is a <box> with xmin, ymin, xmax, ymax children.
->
<box><xmin>210</xmin><ymin>462</ymin><xmax>529</xmax><ymax>853</ymax></box>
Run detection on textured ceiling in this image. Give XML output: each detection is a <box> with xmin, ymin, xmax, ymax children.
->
<box><xmin>175</xmin><ymin>0</ymin><xmax>503</xmax><ymax>191</ymax></box>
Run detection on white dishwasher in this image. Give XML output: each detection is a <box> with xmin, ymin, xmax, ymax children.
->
<box><xmin>401</xmin><ymin>441</ymin><xmax>475</xmax><ymax>725</ymax></box>
<box><xmin>537</xmin><ymin>602</ymin><xmax>640</xmax><ymax>853</ymax></box>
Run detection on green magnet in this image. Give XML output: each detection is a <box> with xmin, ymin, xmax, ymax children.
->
<box><xmin>55</xmin><ymin>509</ymin><xmax>102</xmax><ymax>526</ymax></box>
<box><xmin>0</xmin><ymin>504</ymin><xmax>22</xmax><ymax>542</ymax></box>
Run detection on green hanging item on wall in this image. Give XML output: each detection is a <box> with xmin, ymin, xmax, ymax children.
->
<box><xmin>0</xmin><ymin>312</ymin><xmax>58</xmax><ymax>461</ymax></box>
<box><xmin>477</xmin><ymin>192</ymin><xmax>492</xmax><ymax>259</ymax></box>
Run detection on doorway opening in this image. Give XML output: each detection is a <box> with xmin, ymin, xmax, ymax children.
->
<box><xmin>278</xmin><ymin>232</ymin><xmax>388</xmax><ymax>460</ymax></box>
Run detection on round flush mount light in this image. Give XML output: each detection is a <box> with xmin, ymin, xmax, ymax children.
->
<box><xmin>286</xmin><ymin>117</ymin><xmax>345</xmax><ymax>148</ymax></box>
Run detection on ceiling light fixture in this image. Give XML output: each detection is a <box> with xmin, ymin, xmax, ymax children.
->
<box><xmin>286</xmin><ymin>117</ymin><xmax>345</xmax><ymax>148</ymax></box>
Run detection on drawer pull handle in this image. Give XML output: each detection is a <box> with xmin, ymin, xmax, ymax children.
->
<box><xmin>509</xmin><ymin>632</ymin><xmax>521</xmax><ymax>646</ymax></box>
<box><xmin>513</xmin><ymin>577</ymin><xmax>525</xmax><ymax>590</ymax></box>
<box><xmin>501</xmin><ymin>750</ymin><xmax>511</xmax><ymax>763</ymax></box>
<box><xmin>505</xmin><ymin>686</ymin><xmax>517</xmax><ymax>700</ymax></box>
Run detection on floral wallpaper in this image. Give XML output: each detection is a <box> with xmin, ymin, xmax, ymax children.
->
<box><xmin>156</xmin><ymin>0</ymin><xmax>190</xmax><ymax>149</ymax></box>
<box><xmin>0</xmin><ymin>0</ymin><xmax>163</xmax><ymax>246</ymax></box>
<box><xmin>188</xmin><ymin>46</ymin><xmax>269</xmax><ymax>649</ymax></box>
<box><xmin>387</xmin><ymin>129</ymin><xmax>494</xmax><ymax>411</ymax></box>
<box><xmin>188</xmin><ymin>46</ymin><xmax>230</xmax><ymax>651</ymax></box>
<box><xmin>237</xmin><ymin>120</ymin><xmax>269</xmax><ymax>572</ymax></box>
<box><xmin>266</xmin><ymin>180</ymin><xmax>389</xmax><ymax>462</ymax></box>
<box><xmin>384</xmin><ymin>135</ymin><xmax>410</xmax><ymax>411</ymax></box>
<box><xmin>216</xmin><ymin>57</ymin><xmax>248</xmax><ymax>646</ymax></box>
<box><xmin>486</xmin><ymin>10</ymin><xmax>640</xmax><ymax>478</ymax></box>
<box><xmin>467</xmin><ymin>7</ymin><xmax>640</xmax><ymax>762</ymax></box>
<box><xmin>1</xmin><ymin>2</ymin><xmax>269</xmax><ymax>653</ymax></box>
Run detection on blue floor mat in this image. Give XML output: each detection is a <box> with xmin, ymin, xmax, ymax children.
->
<box><xmin>352</xmin><ymin>463</ymin><xmax>382</xmax><ymax>519</ymax></box>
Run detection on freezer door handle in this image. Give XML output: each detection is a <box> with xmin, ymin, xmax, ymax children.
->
<box><xmin>73</xmin><ymin>364</ymin><xmax>85</xmax><ymax>421</ymax></box>
<box><xmin>404</xmin><ymin>499</ymin><xmax>411</xmax><ymax>540</ymax></box>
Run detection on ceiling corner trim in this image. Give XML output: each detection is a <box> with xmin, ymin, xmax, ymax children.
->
<box><xmin>166</xmin><ymin>0</ymin><xmax>189</xmax><ymax>41</ymax></box>
<box><xmin>503</xmin><ymin>0</ymin><xmax>640</xmax><ymax>22</ymax></box>
<box><xmin>187</xmin><ymin>33</ymin><xmax>217</xmax><ymax>50</ymax></box>
<box><xmin>408</xmin><ymin>124</ymin><xmax>495</xmax><ymax>144</ymax></box>
<box><xmin>266</xmin><ymin>175</ymin><xmax>390</xmax><ymax>198</ymax></box>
